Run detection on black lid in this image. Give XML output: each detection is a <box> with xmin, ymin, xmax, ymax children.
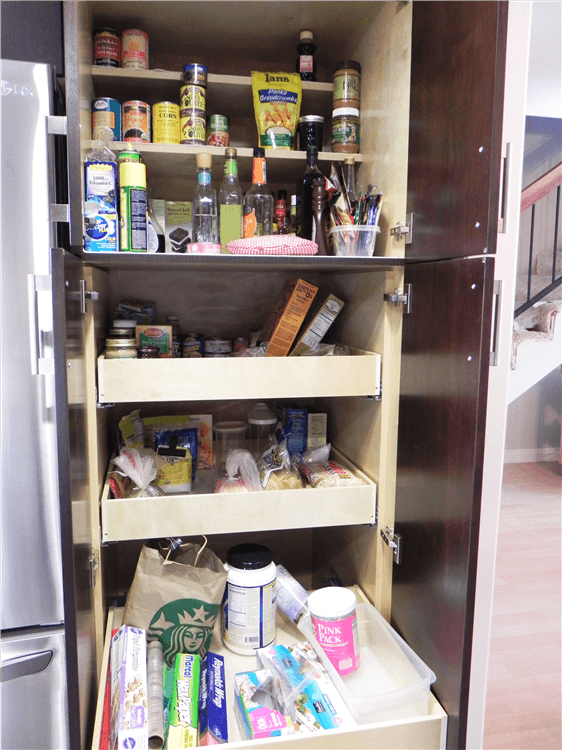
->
<box><xmin>253</xmin><ymin>147</ymin><xmax>266</xmax><ymax>158</ymax></box>
<box><xmin>278</xmin><ymin>189</ymin><xmax>288</xmax><ymax>199</ymax></box>
<box><xmin>334</xmin><ymin>60</ymin><xmax>361</xmax><ymax>73</ymax></box>
<box><xmin>227</xmin><ymin>543</ymin><xmax>272</xmax><ymax>570</ymax></box>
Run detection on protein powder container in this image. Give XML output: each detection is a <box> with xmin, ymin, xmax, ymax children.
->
<box><xmin>308</xmin><ymin>587</ymin><xmax>360</xmax><ymax>676</ymax></box>
<box><xmin>221</xmin><ymin>543</ymin><xmax>277</xmax><ymax>655</ymax></box>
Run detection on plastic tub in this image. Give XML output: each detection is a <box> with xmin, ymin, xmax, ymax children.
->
<box><xmin>329</xmin><ymin>225</ymin><xmax>381</xmax><ymax>257</ymax></box>
<box><xmin>299</xmin><ymin>601</ymin><xmax>436</xmax><ymax>724</ymax></box>
<box><xmin>213</xmin><ymin>421</ymin><xmax>247</xmax><ymax>467</ymax></box>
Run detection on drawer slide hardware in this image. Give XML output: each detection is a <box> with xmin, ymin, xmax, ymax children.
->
<box><xmin>88</xmin><ymin>548</ymin><xmax>99</xmax><ymax>589</ymax></box>
<box><xmin>384</xmin><ymin>284</ymin><xmax>412</xmax><ymax>314</ymax></box>
<box><xmin>390</xmin><ymin>213</ymin><xmax>414</xmax><ymax>243</ymax></box>
<box><xmin>380</xmin><ymin>526</ymin><xmax>402</xmax><ymax>564</ymax></box>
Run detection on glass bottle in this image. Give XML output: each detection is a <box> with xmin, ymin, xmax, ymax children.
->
<box><xmin>286</xmin><ymin>195</ymin><xmax>297</xmax><ymax>235</ymax></box>
<box><xmin>243</xmin><ymin>148</ymin><xmax>274</xmax><ymax>237</ymax></box>
<box><xmin>296</xmin><ymin>29</ymin><xmax>317</xmax><ymax>82</ymax></box>
<box><xmin>275</xmin><ymin>190</ymin><xmax>288</xmax><ymax>234</ymax></box>
<box><xmin>147</xmin><ymin>194</ymin><xmax>165</xmax><ymax>253</ymax></box>
<box><xmin>219</xmin><ymin>147</ymin><xmax>244</xmax><ymax>251</ymax></box>
<box><xmin>192</xmin><ymin>151</ymin><xmax>218</xmax><ymax>243</ymax></box>
<box><xmin>343</xmin><ymin>157</ymin><xmax>359</xmax><ymax>210</ymax></box>
<box><xmin>311</xmin><ymin>177</ymin><xmax>330</xmax><ymax>255</ymax></box>
<box><xmin>296</xmin><ymin>146</ymin><xmax>324</xmax><ymax>240</ymax></box>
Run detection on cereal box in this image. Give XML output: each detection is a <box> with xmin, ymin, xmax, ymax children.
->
<box><xmin>199</xmin><ymin>653</ymin><xmax>228</xmax><ymax>746</ymax></box>
<box><xmin>110</xmin><ymin>626</ymin><xmax>148</xmax><ymax>750</ymax></box>
<box><xmin>260</xmin><ymin>278</ymin><xmax>318</xmax><ymax>357</ymax></box>
<box><xmin>289</xmin><ymin>292</ymin><xmax>345</xmax><ymax>356</ymax></box>
<box><xmin>167</xmin><ymin>653</ymin><xmax>200</xmax><ymax>749</ymax></box>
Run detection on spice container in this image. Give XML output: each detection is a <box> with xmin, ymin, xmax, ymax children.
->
<box><xmin>331</xmin><ymin>108</ymin><xmax>360</xmax><ymax>154</ymax></box>
<box><xmin>308</xmin><ymin>587</ymin><xmax>360</xmax><ymax>676</ymax></box>
<box><xmin>297</xmin><ymin>115</ymin><xmax>324</xmax><ymax>152</ymax></box>
<box><xmin>183</xmin><ymin>64</ymin><xmax>208</xmax><ymax>88</ymax></box>
<box><xmin>333</xmin><ymin>60</ymin><xmax>361</xmax><ymax>109</ymax></box>
<box><xmin>105</xmin><ymin>339</ymin><xmax>138</xmax><ymax>359</ymax></box>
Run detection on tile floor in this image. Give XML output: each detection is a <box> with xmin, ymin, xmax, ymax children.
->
<box><xmin>483</xmin><ymin>462</ymin><xmax>561</xmax><ymax>750</ymax></box>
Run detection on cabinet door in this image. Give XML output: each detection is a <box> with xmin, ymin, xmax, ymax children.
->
<box><xmin>392</xmin><ymin>256</ymin><xmax>495</xmax><ymax>750</ymax></box>
<box><xmin>406</xmin><ymin>1</ymin><xmax>508</xmax><ymax>260</ymax></box>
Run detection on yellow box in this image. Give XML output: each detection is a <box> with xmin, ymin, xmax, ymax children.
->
<box><xmin>261</xmin><ymin>278</ymin><xmax>318</xmax><ymax>357</ymax></box>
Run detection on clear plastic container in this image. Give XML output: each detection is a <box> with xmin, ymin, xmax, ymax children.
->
<box><xmin>213</xmin><ymin>421</ymin><xmax>247</xmax><ymax>467</ymax></box>
<box><xmin>247</xmin><ymin>403</ymin><xmax>277</xmax><ymax>459</ymax></box>
<box><xmin>329</xmin><ymin>225</ymin><xmax>381</xmax><ymax>256</ymax></box>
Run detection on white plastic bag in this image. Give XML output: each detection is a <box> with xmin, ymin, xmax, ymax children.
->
<box><xmin>214</xmin><ymin>449</ymin><xmax>262</xmax><ymax>492</ymax></box>
<box><xmin>113</xmin><ymin>447</ymin><xmax>164</xmax><ymax>497</ymax></box>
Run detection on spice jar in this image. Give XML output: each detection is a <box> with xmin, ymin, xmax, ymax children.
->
<box><xmin>297</xmin><ymin>115</ymin><xmax>324</xmax><ymax>152</ymax></box>
<box><xmin>331</xmin><ymin>108</ymin><xmax>360</xmax><ymax>154</ymax></box>
<box><xmin>137</xmin><ymin>346</ymin><xmax>160</xmax><ymax>359</ymax></box>
<box><xmin>105</xmin><ymin>338</ymin><xmax>138</xmax><ymax>359</ymax></box>
<box><xmin>333</xmin><ymin>60</ymin><xmax>361</xmax><ymax>109</ymax></box>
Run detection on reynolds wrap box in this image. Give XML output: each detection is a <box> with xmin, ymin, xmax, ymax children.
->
<box><xmin>260</xmin><ymin>278</ymin><xmax>318</xmax><ymax>357</ymax></box>
<box><xmin>290</xmin><ymin>292</ymin><xmax>345</xmax><ymax>356</ymax></box>
<box><xmin>199</xmin><ymin>653</ymin><xmax>228</xmax><ymax>745</ymax></box>
<box><xmin>110</xmin><ymin>626</ymin><xmax>148</xmax><ymax>750</ymax></box>
<box><xmin>167</xmin><ymin>653</ymin><xmax>200</xmax><ymax>749</ymax></box>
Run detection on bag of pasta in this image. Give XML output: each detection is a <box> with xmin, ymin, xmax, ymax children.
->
<box><xmin>252</xmin><ymin>71</ymin><xmax>302</xmax><ymax>150</ymax></box>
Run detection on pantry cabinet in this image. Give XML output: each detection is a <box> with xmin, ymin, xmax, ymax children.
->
<box><xmin>54</xmin><ymin>2</ymin><xmax>528</xmax><ymax>749</ymax></box>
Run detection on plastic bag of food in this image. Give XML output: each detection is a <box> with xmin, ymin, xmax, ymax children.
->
<box><xmin>252</xmin><ymin>71</ymin><xmax>302</xmax><ymax>150</ymax></box>
<box><xmin>258</xmin><ymin>440</ymin><xmax>304</xmax><ymax>490</ymax></box>
<box><xmin>299</xmin><ymin>460</ymin><xmax>366</xmax><ymax>488</ymax></box>
<box><xmin>302</xmin><ymin>443</ymin><xmax>331</xmax><ymax>465</ymax></box>
<box><xmin>214</xmin><ymin>449</ymin><xmax>262</xmax><ymax>493</ymax></box>
<box><xmin>113</xmin><ymin>447</ymin><xmax>164</xmax><ymax>497</ymax></box>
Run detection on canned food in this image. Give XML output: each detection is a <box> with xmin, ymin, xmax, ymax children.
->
<box><xmin>182</xmin><ymin>64</ymin><xmax>208</xmax><ymax>87</ymax></box>
<box><xmin>180</xmin><ymin>85</ymin><xmax>206</xmax><ymax>115</ymax></box>
<box><xmin>123</xmin><ymin>100</ymin><xmax>151</xmax><ymax>142</ymax></box>
<box><xmin>92</xmin><ymin>97</ymin><xmax>121</xmax><ymax>141</ymax></box>
<box><xmin>137</xmin><ymin>346</ymin><xmax>160</xmax><ymax>359</ymax></box>
<box><xmin>172</xmin><ymin>333</ymin><xmax>184</xmax><ymax>358</ymax></box>
<box><xmin>121</xmin><ymin>29</ymin><xmax>149</xmax><ymax>70</ymax></box>
<box><xmin>180</xmin><ymin>112</ymin><xmax>206</xmax><ymax>145</ymax></box>
<box><xmin>93</xmin><ymin>28</ymin><xmax>120</xmax><ymax>67</ymax></box>
<box><xmin>182</xmin><ymin>333</ymin><xmax>204</xmax><ymax>358</ymax></box>
<box><xmin>204</xmin><ymin>338</ymin><xmax>232</xmax><ymax>355</ymax></box>
<box><xmin>152</xmin><ymin>102</ymin><xmax>180</xmax><ymax>144</ymax></box>
<box><xmin>206</xmin><ymin>114</ymin><xmax>229</xmax><ymax>147</ymax></box>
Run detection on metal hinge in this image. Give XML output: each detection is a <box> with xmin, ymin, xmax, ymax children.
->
<box><xmin>380</xmin><ymin>526</ymin><xmax>402</xmax><ymax>564</ymax></box>
<box><xmin>88</xmin><ymin>548</ymin><xmax>99</xmax><ymax>589</ymax></box>
<box><xmin>68</xmin><ymin>279</ymin><xmax>100</xmax><ymax>314</ymax></box>
<box><xmin>390</xmin><ymin>213</ymin><xmax>414</xmax><ymax>243</ymax></box>
<box><xmin>47</xmin><ymin>115</ymin><xmax>67</xmax><ymax>136</ymax></box>
<box><xmin>384</xmin><ymin>283</ymin><xmax>412</xmax><ymax>314</ymax></box>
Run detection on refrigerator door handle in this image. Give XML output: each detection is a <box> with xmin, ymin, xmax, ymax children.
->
<box><xmin>28</xmin><ymin>272</ymin><xmax>55</xmax><ymax>376</ymax></box>
<box><xmin>0</xmin><ymin>650</ymin><xmax>53</xmax><ymax>683</ymax></box>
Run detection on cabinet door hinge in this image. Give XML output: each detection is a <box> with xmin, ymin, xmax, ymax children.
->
<box><xmin>88</xmin><ymin>548</ymin><xmax>99</xmax><ymax>589</ymax></box>
<box><xmin>390</xmin><ymin>213</ymin><xmax>414</xmax><ymax>244</ymax></box>
<box><xmin>384</xmin><ymin>283</ymin><xmax>412</xmax><ymax>314</ymax></box>
<box><xmin>380</xmin><ymin>526</ymin><xmax>402</xmax><ymax>564</ymax></box>
<box><xmin>67</xmin><ymin>279</ymin><xmax>100</xmax><ymax>314</ymax></box>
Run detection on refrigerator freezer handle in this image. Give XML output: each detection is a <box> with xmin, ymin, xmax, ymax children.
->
<box><xmin>0</xmin><ymin>650</ymin><xmax>54</xmax><ymax>683</ymax></box>
<box><xmin>27</xmin><ymin>272</ymin><xmax>55</xmax><ymax>376</ymax></box>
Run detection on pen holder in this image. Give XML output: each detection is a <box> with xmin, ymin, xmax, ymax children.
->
<box><xmin>329</xmin><ymin>225</ymin><xmax>380</xmax><ymax>257</ymax></box>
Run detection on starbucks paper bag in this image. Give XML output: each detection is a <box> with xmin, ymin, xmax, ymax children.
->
<box><xmin>123</xmin><ymin>543</ymin><xmax>227</xmax><ymax>666</ymax></box>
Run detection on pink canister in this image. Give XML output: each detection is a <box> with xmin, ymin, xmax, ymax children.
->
<box><xmin>308</xmin><ymin>587</ymin><xmax>360</xmax><ymax>676</ymax></box>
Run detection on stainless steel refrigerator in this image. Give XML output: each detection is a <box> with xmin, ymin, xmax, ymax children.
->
<box><xmin>0</xmin><ymin>58</ymin><xmax>86</xmax><ymax>750</ymax></box>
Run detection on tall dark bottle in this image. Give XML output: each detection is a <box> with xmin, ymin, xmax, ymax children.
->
<box><xmin>296</xmin><ymin>146</ymin><xmax>324</xmax><ymax>240</ymax></box>
<box><xmin>296</xmin><ymin>29</ymin><xmax>317</xmax><ymax>82</ymax></box>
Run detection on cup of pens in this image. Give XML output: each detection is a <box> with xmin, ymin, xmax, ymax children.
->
<box><xmin>329</xmin><ymin>224</ymin><xmax>381</xmax><ymax>256</ymax></box>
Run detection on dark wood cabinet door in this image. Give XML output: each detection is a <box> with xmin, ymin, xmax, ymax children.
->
<box><xmin>406</xmin><ymin>1</ymin><xmax>508</xmax><ymax>260</ymax></box>
<box><xmin>393</xmin><ymin>256</ymin><xmax>494</xmax><ymax>749</ymax></box>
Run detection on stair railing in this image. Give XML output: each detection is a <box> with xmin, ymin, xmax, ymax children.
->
<box><xmin>515</xmin><ymin>161</ymin><xmax>562</xmax><ymax>318</ymax></box>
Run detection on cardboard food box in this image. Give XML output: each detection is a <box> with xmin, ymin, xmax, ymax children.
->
<box><xmin>260</xmin><ymin>278</ymin><xmax>318</xmax><ymax>357</ymax></box>
<box><xmin>307</xmin><ymin>412</ymin><xmax>327</xmax><ymax>449</ymax></box>
<box><xmin>290</xmin><ymin>292</ymin><xmax>345</xmax><ymax>356</ymax></box>
<box><xmin>110</xmin><ymin>626</ymin><xmax>148</xmax><ymax>750</ymax></box>
<box><xmin>167</xmin><ymin>653</ymin><xmax>200</xmax><ymax>749</ymax></box>
<box><xmin>136</xmin><ymin>325</ymin><xmax>173</xmax><ymax>357</ymax></box>
<box><xmin>165</xmin><ymin>202</ymin><xmax>192</xmax><ymax>253</ymax></box>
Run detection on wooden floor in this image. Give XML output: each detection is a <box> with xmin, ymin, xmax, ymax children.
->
<box><xmin>483</xmin><ymin>462</ymin><xmax>562</xmax><ymax>750</ymax></box>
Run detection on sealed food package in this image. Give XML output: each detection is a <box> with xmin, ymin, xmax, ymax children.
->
<box><xmin>299</xmin><ymin>460</ymin><xmax>366</xmax><ymax>488</ymax></box>
<box><xmin>167</xmin><ymin>654</ymin><xmax>200</xmax><ymax>749</ymax></box>
<box><xmin>234</xmin><ymin>669</ymin><xmax>295</xmax><ymax>740</ymax></box>
<box><xmin>154</xmin><ymin>427</ymin><xmax>198</xmax><ymax>480</ymax></box>
<box><xmin>113</xmin><ymin>448</ymin><xmax>164</xmax><ymax>497</ymax></box>
<box><xmin>258</xmin><ymin>441</ymin><xmax>303</xmax><ymax>491</ymax></box>
<box><xmin>252</xmin><ymin>71</ymin><xmax>302</xmax><ymax>150</ymax></box>
<box><xmin>153</xmin><ymin>427</ymin><xmax>197</xmax><ymax>493</ymax></box>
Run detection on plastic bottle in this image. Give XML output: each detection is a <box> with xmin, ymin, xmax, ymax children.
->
<box><xmin>274</xmin><ymin>565</ymin><xmax>310</xmax><ymax>626</ymax></box>
<box><xmin>296</xmin><ymin>146</ymin><xmax>324</xmax><ymax>240</ymax></box>
<box><xmin>247</xmin><ymin>402</ymin><xmax>277</xmax><ymax>459</ymax></box>
<box><xmin>296</xmin><ymin>29</ymin><xmax>317</xmax><ymax>82</ymax></box>
<box><xmin>219</xmin><ymin>147</ymin><xmax>243</xmax><ymax>251</ymax></box>
<box><xmin>192</xmin><ymin>151</ymin><xmax>218</xmax><ymax>243</ymax></box>
<box><xmin>243</xmin><ymin>148</ymin><xmax>274</xmax><ymax>237</ymax></box>
<box><xmin>308</xmin><ymin>587</ymin><xmax>361</xmax><ymax>676</ymax></box>
<box><xmin>221</xmin><ymin>543</ymin><xmax>277</xmax><ymax>655</ymax></box>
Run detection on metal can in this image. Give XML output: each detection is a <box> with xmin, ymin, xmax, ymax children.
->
<box><xmin>122</xmin><ymin>100</ymin><xmax>151</xmax><ymax>142</ymax></box>
<box><xmin>206</xmin><ymin>115</ymin><xmax>229</xmax><ymax>147</ymax></box>
<box><xmin>182</xmin><ymin>64</ymin><xmax>208</xmax><ymax>87</ymax></box>
<box><xmin>152</xmin><ymin>102</ymin><xmax>180</xmax><ymax>144</ymax></box>
<box><xmin>121</xmin><ymin>29</ymin><xmax>149</xmax><ymax>70</ymax></box>
<box><xmin>180</xmin><ymin>85</ymin><xmax>206</xmax><ymax>116</ymax></box>
<box><xmin>93</xmin><ymin>28</ymin><xmax>120</xmax><ymax>67</ymax></box>
<box><xmin>119</xmin><ymin>160</ymin><xmax>147</xmax><ymax>252</ymax></box>
<box><xmin>204</xmin><ymin>338</ymin><xmax>232</xmax><ymax>356</ymax></box>
<box><xmin>92</xmin><ymin>97</ymin><xmax>121</xmax><ymax>141</ymax></box>
<box><xmin>172</xmin><ymin>333</ymin><xmax>185</xmax><ymax>358</ymax></box>
<box><xmin>182</xmin><ymin>333</ymin><xmax>204</xmax><ymax>358</ymax></box>
<box><xmin>180</xmin><ymin>111</ymin><xmax>206</xmax><ymax>145</ymax></box>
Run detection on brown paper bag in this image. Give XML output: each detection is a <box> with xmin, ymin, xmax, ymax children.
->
<box><xmin>123</xmin><ymin>543</ymin><xmax>227</xmax><ymax>666</ymax></box>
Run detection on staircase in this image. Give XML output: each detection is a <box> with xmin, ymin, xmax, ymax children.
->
<box><xmin>509</xmin><ymin>162</ymin><xmax>562</xmax><ymax>404</ymax></box>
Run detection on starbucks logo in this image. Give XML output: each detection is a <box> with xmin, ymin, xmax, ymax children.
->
<box><xmin>148</xmin><ymin>597</ymin><xmax>218</xmax><ymax>666</ymax></box>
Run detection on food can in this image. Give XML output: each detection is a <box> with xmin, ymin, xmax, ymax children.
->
<box><xmin>93</xmin><ymin>28</ymin><xmax>120</xmax><ymax>67</ymax></box>
<box><xmin>180</xmin><ymin>111</ymin><xmax>206</xmax><ymax>145</ymax></box>
<box><xmin>172</xmin><ymin>333</ymin><xmax>185</xmax><ymax>358</ymax></box>
<box><xmin>91</xmin><ymin>97</ymin><xmax>121</xmax><ymax>141</ymax></box>
<box><xmin>119</xmin><ymin>160</ymin><xmax>147</xmax><ymax>252</ymax></box>
<box><xmin>152</xmin><ymin>102</ymin><xmax>181</xmax><ymax>144</ymax></box>
<box><xmin>182</xmin><ymin>63</ymin><xmax>208</xmax><ymax>87</ymax></box>
<box><xmin>180</xmin><ymin>85</ymin><xmax>206</xmax><ymax>116</ymax></box>
<box><xmin>122</xmin><ymin>100</ymin><xmax>151</xmax><ymax>142</ymax></box>
<box><xmin>206</xmin><ymin>114</ymin><xmax>229</xmax><ymax>147</ymax></box>
<box><xmin>182</xmin><ymin>333</ymin><xmax>204</xmax><ymax>358</ymax></box>
<box><xmin>204</xmin><ymin>338</ymin><xmax>232</xmax><ymax>356</ymax></box>
<box><xmin>121</xmin><ymin>29</ymin><xmax>149</xmax><ymax>70</ymax></box>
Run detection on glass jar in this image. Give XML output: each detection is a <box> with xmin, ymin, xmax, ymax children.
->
<box><xmin>331</xmin><ymin>108</ymin><xmax>360</xmax><ymax>154</ymax></box>
<box><xmin>137</xmin><ymin>346</ymin><xmax>160</xmax><ymax>359</ymax></box>
<box><xmin>297</xmin><ymin>115</ymin><xmax>324</xmax><ymax>152</ymax></box>
<box><xmin>105</xmin><ymin>338</ymin><xmax>138</xmax><ymax>359</ymax></box>
<box><xmin>333</xmin><ymin>60</ymin><xmax>361</xmax><ymax>109</ymax></box>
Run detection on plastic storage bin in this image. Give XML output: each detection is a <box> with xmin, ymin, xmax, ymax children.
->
<box><xmin>213</xmin><ymin>421</ymin><xmax>247</xmax><ymax>467</ymax></box>
<box><xmin>329</xmin><ymin>225</ymin><xmax>381</xmax><ymax>256</ymax></box>
<box><xmin>299</xmin><ymin>602</ymin><xmax>436</xmax><ymax>724</ymax></box>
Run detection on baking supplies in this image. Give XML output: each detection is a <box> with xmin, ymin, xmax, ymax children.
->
<box><xmin>307</xmin><ymin>587</ymin><xmax>360</xmax><ymax>676</ymax></box>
